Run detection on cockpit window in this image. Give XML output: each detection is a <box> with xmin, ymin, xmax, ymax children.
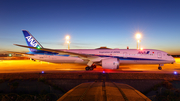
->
<box><xmin>167</xmin><ymin>54</ymin><xmax>171</xmax><ymax>56</ymax></box>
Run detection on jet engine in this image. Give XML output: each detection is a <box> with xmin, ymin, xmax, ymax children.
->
<box><xmin>102</xmin><ymin>58</ymin><xmax>119</xmax><ymax>69</ymax></box>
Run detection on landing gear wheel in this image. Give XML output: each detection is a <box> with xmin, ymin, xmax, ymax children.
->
<box><xmin>89</xmin><ymin>67</ymin><xmax>93</xmax><ymax>70</ymax></box>
<box><xmin>85</xmin><ymin>66</ymin><xmax>90</xmax><ymax>71</ymax></box>
<box><xmin>158</xmin><ymin>67</ymin><xmax>162</xmax><ymax>70</ymax></box>
<box><xmin>92</xmin><ymin>65</ymin><xmax>96</xmax><ymax>68</ymax></box>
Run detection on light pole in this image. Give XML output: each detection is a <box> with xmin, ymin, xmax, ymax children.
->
<box><xmin>135</xmin><ymin>33</ymin><xmax>141</xmax><ymax>49</ymax></box>
<box><xmin>65</xmin><ymin>35</ymin><xmax>70</xmax><ymax>50</ymax></box>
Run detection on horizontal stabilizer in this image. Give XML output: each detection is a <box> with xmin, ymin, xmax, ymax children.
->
<box><xmin>6</xmin><ymin>51</ymin><xmax>34</xmax><ymax>56</ymax></box>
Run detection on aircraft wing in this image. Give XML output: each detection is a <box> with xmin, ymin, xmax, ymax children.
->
<box><xmin>14</xmin><ymin>44</ymin><xmax>97</xmax><ymax>59</ymax></box>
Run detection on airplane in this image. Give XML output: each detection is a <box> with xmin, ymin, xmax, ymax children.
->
<box><xmin>14</xmin><ymin>30</ymin><xmax>175</xmax><ymax>71</ymax></box>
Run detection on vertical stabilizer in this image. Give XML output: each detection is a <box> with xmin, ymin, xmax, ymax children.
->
<box><xmin>22</xmin><ymin>30</ymin><xmax>43</xmax><ymax>52</ymax></box>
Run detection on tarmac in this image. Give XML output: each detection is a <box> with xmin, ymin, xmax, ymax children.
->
<box><xmin>57</xmin><ymin>82</ymin><xmax>151</xmax><ymax>101</ymax></box>
<box><xmin>0</xmin><ymin>58</ymin><xmax>180</xmax><ymax>74</ymax></box>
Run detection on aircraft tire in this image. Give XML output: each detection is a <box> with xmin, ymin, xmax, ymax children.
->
<box><xmin>89</xmin><ymin>67</ymin><xmax>93</xmax><ymax>70</ymax></box>
<box><xmin>85</xmin><ymin>66</ymin><xmax>90</xmax><ymax>71</ymax></box>
<box><xmin>158</xmin><ymin>67</ymin><xmax>162</xmax><ymax>70</ymax></box>
<box><xmin>92</xmin><ymin>65</ymin><xmax>96</xmax><ymax>68</ymax></box>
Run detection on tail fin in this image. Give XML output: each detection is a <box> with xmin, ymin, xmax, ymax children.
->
<box><xmin>22</xmin><ymin>30</ymin><xmax>43</xmax><ymax>52</ymax></box>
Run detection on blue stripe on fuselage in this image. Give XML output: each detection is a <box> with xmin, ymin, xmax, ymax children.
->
<box><xmin>26</xmin><ymin>51</ymin><xmax>165</xmax><ymax>61</ymax></box>
<box><xmin>93</xmin><ymin>55</ymin><xmax>165</xmax><ymax>61</ymax></box>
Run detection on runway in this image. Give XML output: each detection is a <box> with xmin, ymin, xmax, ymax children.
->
<box><xmin>0</xmin><ymin>58</ymin><xmax>180</xmax><ymax>74</ymax></box>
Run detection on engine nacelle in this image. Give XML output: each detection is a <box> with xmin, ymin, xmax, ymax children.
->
<box><xmin>102</xmin><ymin>58</ymin><xmax>119</xmax><ymax>69</ymax></box>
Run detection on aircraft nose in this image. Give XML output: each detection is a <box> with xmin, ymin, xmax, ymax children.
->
<box><xmin>171</xmin><ymin>57</ymin><xmax>176</xmax><ymax>64</ymax></box>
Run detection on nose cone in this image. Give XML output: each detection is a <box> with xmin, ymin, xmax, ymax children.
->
<box><xmin>171</xmin><ymin>56</ymin><xmax>175</xmax><ymax>64</ymax></box>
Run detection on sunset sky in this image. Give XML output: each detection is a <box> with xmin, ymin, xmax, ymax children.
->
<box><xmin>0</xmin><ymin>0</ymin><xmax>180</xmax><ymax>55</ymax></box>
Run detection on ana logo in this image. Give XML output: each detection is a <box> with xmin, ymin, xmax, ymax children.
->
<box><xmin>26</xmin><ymin>36</ymin><xmax>38</xmax><ymax>47</ymax></box>
<box><xmin>138</xmin><ymin>51</ymin><xmax>150</xmax><ymax>54</ymax></box>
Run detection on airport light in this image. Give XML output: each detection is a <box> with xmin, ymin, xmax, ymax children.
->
<box><xmin>65</xmin><ymin>35</ymin><xmax>70</xmax><ymax>50</ymax></box>
<box><xmin>67</xmin><ymin>40</ymin><xmax>70</xmax><ymax>50</ymax></box>
<box><xmin>135</xmin><ymin>33</ymin><xmax>142</xmax><ymax>49</ymax></box>
<box><xmin>9</xmin><ymin>54</ymin><xmax>12</xmax><ymax>57</ymax></box>
<box><xmin>66</xmin><ymin>35</ymin><xmax>70</xmax><ymax>40</ymax></box>
<box><xmin>136</xmin><ymin>33</ymin><xmax>141</xmax><ymax>39</ymax></box>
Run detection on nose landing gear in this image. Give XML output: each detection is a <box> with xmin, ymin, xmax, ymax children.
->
<box><xmin>158</xmin><ymin>66</ymin><xmax>162</xmax><ymax>70</ymax></box>
<box><xmin>158</xmin><ymin>64</ymin><xmax>164</xmax><ymax>70</ymax></box>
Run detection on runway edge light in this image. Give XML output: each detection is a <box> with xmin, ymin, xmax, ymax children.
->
<box><xmin>42</xmin><ymin>71</ymin><xmax>44</xmax><ymax>74</ymax></box>
<box><xmin>9</xmin><ymin>54</ymin><xmax>12</xmax><ymax>57</ymax></box>
<box><xmin>174</xmin><ymin>71</ymin><xmax>177</xmax><ymax>74</ymax></box>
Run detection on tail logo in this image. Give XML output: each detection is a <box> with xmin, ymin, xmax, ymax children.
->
<box><xmin>26</xmin><ymin>36</ymin><xmax>38</xmax><ymax>47</ymax></box>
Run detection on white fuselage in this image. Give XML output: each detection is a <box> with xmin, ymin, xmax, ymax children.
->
<box><xmin>28</xmin><ymin>49</ymin><xmax>175</xmax><ymax>65</ymax></box>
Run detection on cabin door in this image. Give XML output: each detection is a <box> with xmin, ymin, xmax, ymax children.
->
<box><xmin>157</xmin><ymin>52</ymin><xmax>162</xmax><ymax>58</ymax></box>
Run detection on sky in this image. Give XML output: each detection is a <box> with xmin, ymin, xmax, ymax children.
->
<box><xmin>0</xmin><ymin>0</ymin><xmax>180</xmax><ymax>55</ymax></box>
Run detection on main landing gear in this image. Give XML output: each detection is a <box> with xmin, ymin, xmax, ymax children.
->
<box><xmin>85</xmin><ymin>65</ymin><xmax>96</xmax><ymax>71</ymax></box>
<box><xmin>30</xmin><ymin>58</ymin><xmax>36</xmax><ymax>61</ymax></box>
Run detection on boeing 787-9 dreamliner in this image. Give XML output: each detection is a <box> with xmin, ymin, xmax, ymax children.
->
<box><xmin>13</xmin><ymin>30</ymin><xmax>175</xmax><ymax>71</ymax></box>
